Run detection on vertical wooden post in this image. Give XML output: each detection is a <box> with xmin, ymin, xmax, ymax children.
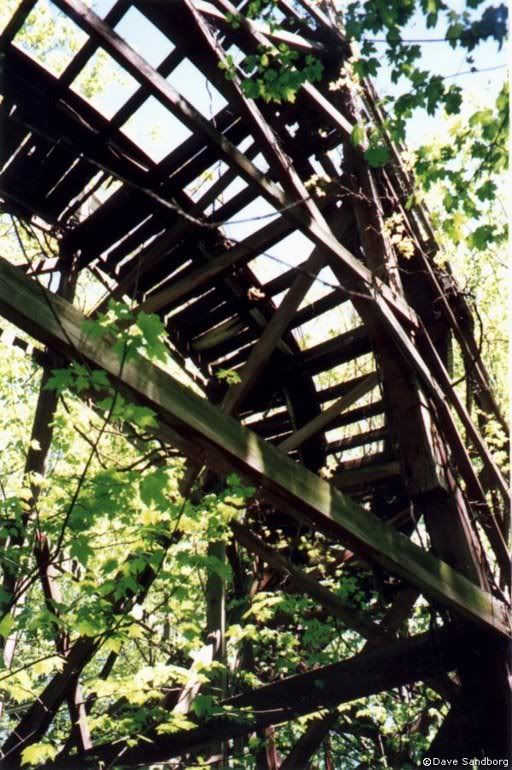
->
<box><xmin>340</xmin><ymin>142</ymin><xmax>488</xmax><ymax>587</ymax></box>
<box><xmin>204</xmin><ymin>539</ymin><xmax>227</xmax><ymax>767</ymax></box>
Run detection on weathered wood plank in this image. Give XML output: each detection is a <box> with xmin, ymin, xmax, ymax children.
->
<box><xmin>327</xmin><ymin>426</ymin><xmax>387</xmax><ymax>455</ymax></box>
<box><xmin>280</xmin><ymin>373</ymin><xmax>378</xmax><ymax>452</ymax></box>
<box><xmin>0</xmin><ymin>257</ymin><xmax>509</xmax><ymax>638</ymax></box>
<box><xmin>334</xmin><ymin>460</ymin><xmax>401</xmax><ymax>489</ymax></box>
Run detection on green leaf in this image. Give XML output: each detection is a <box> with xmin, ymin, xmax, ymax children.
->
<box><xmin>364</xmin><ymin>144</ymin><xmax>390</xmax><ymax>168</ymax></box>
<box><xmin>139</xmin><ymin>469</ymin><xmax>169</xmax><ymax>509</ymax></box>
<box><xmin>21</xmin><ymin>744</ymin><xmax>58</xmax><ymax>766</ymax></box>
<box><xmin>216</xmin><ymin>368</ymin><xmax>241</xmax><ymax>385</ymax></box>
<box><xmin>191</xmin><ymin>694</ymin><xmax>216</xmax><ymax>718</ymax></box>
<box><xmin>469</xmin><ymin>224</ymin><xmax>496</xmax><ymax>251</ymax></box>
<box><xmin>70</xmin><ymin>536</ymin><xmax>94</xmax><ymax>567</ymax></box>
<box><xmin>444</xmin><ymin>86</ymin><xmax>462</xmax><ymax>115</ymax></box>
<box><xmin>350</xmin><ymin>122</ymin><xmax>365</xmax><ymax>147</ymax></box>
<box><xmin>475</xmin><ymin>180</ymin><xmax>497</xmax><ymax>202</ymax></box>
<box><xmin>241</xmin><ymin>78</ymin><xmax>261</xmax><ymax>99</ymax></box>
<box><xmin>0</xmin><ymin>614</ymin><xmax>14</xmax><ymax>638</ymax></box>
<box><xmin>156</xmin><ymin>713</ymin><xmax>196</xmax><ymax>734</ymax></box>
<box><xmin>102</xmin><ymin>557</ymin><xmax>119</xmax><ymax>575</ymax></box>
<box><xmin>44</xmin><ymin>368</ymin><xmax>74</xmax><ymax>393</ymax></box>
<box><xmin>136</xmin><ymin>312</ymin><xmax>168</xmax><ymax>362</ymax></box>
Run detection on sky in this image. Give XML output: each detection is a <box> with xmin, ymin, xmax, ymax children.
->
<box><xmin>85</xmin><ymin>0</ymin><xmax>508</xmax><ymax>145</ymax></box>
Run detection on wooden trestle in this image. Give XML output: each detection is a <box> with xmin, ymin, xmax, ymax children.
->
<box><xmin>0</xmin><ymin>0</ymin><xmax>509</xmax><ymax>767</ymax></box>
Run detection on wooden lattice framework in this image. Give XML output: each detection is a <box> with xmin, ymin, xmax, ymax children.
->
<box><xmin>0</xmin><ymin>0</ymin><xmax>510</xmax><ymax>767</ymax></box>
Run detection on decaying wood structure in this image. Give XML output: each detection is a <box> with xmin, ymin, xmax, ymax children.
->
<box><xmin>0</xmin><ymin>0</ymin><xmax>510</xmax><ymax>767</ymax></box>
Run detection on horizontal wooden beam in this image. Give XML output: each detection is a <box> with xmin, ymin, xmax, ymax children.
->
<box><xmin>0</xmin><ymin>257</ymin><xmax>509</xmax><ymax>639</ymax></box>
<box><xmin>290</xmin><ymin>287</ymin><xmax>349</xmax><ymax>329</ymax></box>
<box><xmin>334</xmin><ymin>460</ymin><xmax>401</xmax><ymax>489</ymax></box>
<box><xmin>327</xmin><ymin>426</ymin><xmax>387</xmax><ymax>455</ymax></box>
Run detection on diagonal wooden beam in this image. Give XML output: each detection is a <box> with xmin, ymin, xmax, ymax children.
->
<box><xmin>279</xmin><ymin>586</ymin><xmax>421</xmax><ymax>770</ymax></box>
<box><xmin>0</xmin><ymin>257</ymin><xmax>509</xmax><ymax>640</ymax></box>
<box><xmin>191</xmin><ymin>0</ymin><xmax>328</xmax><ymax>54</ymax></box>
<box><xmin>217</xmin><ymin>210</ymin><xmax>356</xmax><ymax>417</ymax></box>
<box><xmin>231</xmin><ymin>521</ymin><xmax>389</xmax><ymax>641</ymax></box>
<box><xmin>51</xmin><ymin>0</ymin><xmax>418</xmax><ymax>330</ymax></box>
<box><xmin>136</xmin><ymin>207</ymin><xmax>312</xmax><ymax>316</ymax></box>
<box><xmin>279</xmin><ymin>372</ymin><xmax>378</xmax><ymax>453</ymax></box>
<box><xmin>44</xmin><ymin>624</ymin><xmax>487</xmax><ymax>769</ymax></box>
<box><xmin>183</xmin><ymin>0</ymin><xmax>330</xmax><ymax>223</ymax></box>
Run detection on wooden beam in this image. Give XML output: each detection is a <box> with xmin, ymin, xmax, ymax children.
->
<box><xmin>334</xmin><ymin>460</ymin><xmax>401</xmax><ymax>489</ymax></box>
<box><xmin>184</xmin><ymin>0</ymin><xmax>334</xmax><ymax>223</ymax></box>
<box><xmin>231</xmin><ymin>521</ymin><xmax>390</xmax><ymax>641</ymax></box>
<box><xmin>246</xmin><ymin>398</ymin><xmax>383</xmax><ymax>442</ymax></box>
<box><xmin>0</xmin><ymin>258</ymin><xmax>509</xmax><ymax>639</ymax></box>
<box><xmin>290</xmin><ymin>287</ymin><xmax>349</xmax><ymax>329</ymax></box>
<box><xmin>279</xmin><ymin>587</ymin><xmax>420</xmax><ymax>770</ymax></box>
<box><xmin>327</xmin><ymin>426</ymin><xmax>387</xmax><ymax>455</ymax></box>
<box><xmin>51</xmin><ymin>0</ymin><xmax>419</xmax><ymax>331</ymax></box>
<box><xmin>99</xmin><ymin>143</ymin><xmax>261</xmax><ymax>312</ymax></box>
<box><xmin>219</xmin><ymin>249</ymin><xmax>324</xmax><ymax>415</ymax></box>
<box><xmin>280</xmin><ymin>373</ymin><xmax>378</xmax><ymax>453</ymax></box>
<box><xmin>45</xmin><ymin>625</ymin><xmax>485</xmax><ymax>769</ymax></box>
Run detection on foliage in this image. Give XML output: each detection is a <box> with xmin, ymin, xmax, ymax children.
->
<box><xmin>221</xmin><ymin>1</ymin><xmax>324</xmax><ymax>102</ymax></box>
<box><xmin>415</xmin><ymin>83</ymin><xmax>508</xmax><ymax>250</ymax></box>
<box><xmin>343</xmin><ymin>0</ymin><xmax>507</xmax><ymax>143</ymax></box>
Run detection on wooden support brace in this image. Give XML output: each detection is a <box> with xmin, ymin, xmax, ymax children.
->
<box><xmin>44</xmin><ymin>624</ymin><xmax>487</xmax><ymax>769</ymax></box>
<box><xmin>0</xmin><ymin>257</ymin><xmax>508</xmax><ymax>640</ymax></box>
<box><xmin>279</xmin><ymin>373</ymin><xmax>378</xmax><ymax>453</ymax></box>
